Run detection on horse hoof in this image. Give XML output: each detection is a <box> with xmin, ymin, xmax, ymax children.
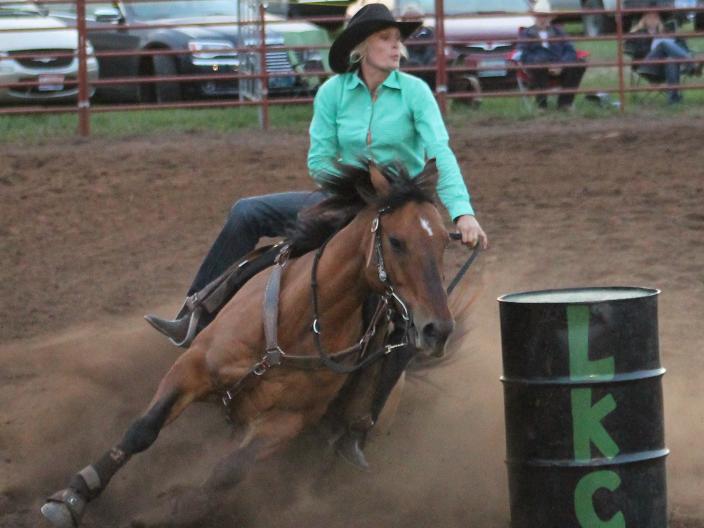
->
<box><xmin>40</xmin><ymin>488</ymin><xmax>86</xmax><ymax>528</ymax></box>
<box><xmin>41</xmin><ymin>502</ymin><xmax>76</xmax><ymax>528</ymax></box>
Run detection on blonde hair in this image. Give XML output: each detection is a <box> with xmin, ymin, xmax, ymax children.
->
<box><xmin>349</xmin><ymin>34</ymin><xmax>409</xmax><ymax>69</ymax></box>
<box><xmin>630</xmin><ymin>12</ymin><xmax>664</xmax><ymax>33</ymax></box>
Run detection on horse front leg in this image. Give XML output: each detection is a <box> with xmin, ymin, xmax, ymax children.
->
<box><xmin>148</xmin><ymin>409</ymin><xmax>306</xmax><ymax>527</ymax></box>
<box><xmin>40</xmin><ymin>348</ymin><xmax>212</xmax><ymax>528</ymax></box>
<box><xmin>206</xmin><ymin>410</ymin><xmax>306</xmax><ymax>492</ymax></box>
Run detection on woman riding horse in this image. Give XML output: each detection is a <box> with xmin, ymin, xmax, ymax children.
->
<box><xmin>145</xmin><ymin>3</ymin><xmax>488</xmax><ymax>469</ymax></box>
<box><xmin>43</xmin><ymin>161</ymin><xmax>468</xmax><ymax>528</ymax></box>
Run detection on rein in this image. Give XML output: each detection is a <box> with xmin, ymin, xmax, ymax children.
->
<box><xmin>446</xmin><ymin>232</ymin><xmax>482</xmax><ymax>296</ymax></box>
<box><xmin>219</xmin><ymin>213</ymin><xmax>395</xmax><ymax>415</ymax></box>
<box><xmin>219</xmin><ymin>209</ymin><xmax>481</xmax><ymax>418</ymax></box>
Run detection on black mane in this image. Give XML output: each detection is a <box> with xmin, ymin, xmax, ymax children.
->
<box><xmin>287</xmin><ymin>160</ymin><xmax>437</xmax><ymax>257</ymax></box>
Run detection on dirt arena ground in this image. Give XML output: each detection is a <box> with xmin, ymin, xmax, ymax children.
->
<box><xmin>1</xmin><ymin>115</ymin><xmax>703</xmax><ymax>527</ymax></box>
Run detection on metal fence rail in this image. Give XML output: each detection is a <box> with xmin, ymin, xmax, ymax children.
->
<box><xmin>1</xmin><ymin>0</ymin><xmax>703</xmax><ymax>135</ymax></box>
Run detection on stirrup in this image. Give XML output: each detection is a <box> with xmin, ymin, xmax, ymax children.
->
<box><xmin>144</xmin><ymin>307</ymin><xmax>202</xmax><ymax>348</ymax></box>
<box><xmin>40</xmin><ymin>488</ymin><xmax>86</xmax><ymax>528</ymax></box>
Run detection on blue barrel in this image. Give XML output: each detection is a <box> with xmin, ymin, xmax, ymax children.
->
<box><xmin>498</xmin><ymin>287</ymin><xmax>668</xmax><ymax>528</ymax></box>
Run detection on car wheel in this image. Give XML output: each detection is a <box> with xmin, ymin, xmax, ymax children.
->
<box><xmin>582</xmin><ymin>0</ymin><xmax>616</xmax><ymax>36</ymax></box>
<box><xmin>152</xmin><ymin>54</ymin><xmax>182</xmax><ymax>103</ymax></box>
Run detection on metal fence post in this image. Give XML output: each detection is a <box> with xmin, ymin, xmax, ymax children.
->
<box><xmin>615</xmin><ymin>0</ymin><xmax>626</xmax><ymax>112</ymax></box>
<box><xmin>76</xmin><ymin>0</ymin><xmax>90</xmax><ymax>136</ymax></box>
<box><xmin>434</xmin><ymin>0</ymin><xmax>447</xmax><ymax>115</ymax></box>
<box><xmin>258</xmin><ymin>2</ymin><xmax>269</xmax><ymax>130</ymax></box>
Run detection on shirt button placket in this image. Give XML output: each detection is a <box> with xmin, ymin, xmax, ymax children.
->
<box><xmin>367</xmin><ymin>89</ymin><xmax>378</xmax><ymax>157</ymax></box>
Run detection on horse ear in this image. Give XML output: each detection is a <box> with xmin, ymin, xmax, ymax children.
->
<box><xmin>421</xmin><ymin>159</ymin><xmax>438</xmax><ymax>188</ymax></box>
<box><xmin>416</xmin><ymin>158</ymin><xmax>439</xmax><ymax>198</ymax></box>
<box><xmin>369</xmin><ymin>163</ymin><xmax>392</xmax><ymax>198</ymax></box>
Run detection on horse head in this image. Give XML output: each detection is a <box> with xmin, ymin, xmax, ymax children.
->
<box><xmin>363</xmin><ymin>160</ymin><xmax>455</xmax><ymax>358</ymax></box>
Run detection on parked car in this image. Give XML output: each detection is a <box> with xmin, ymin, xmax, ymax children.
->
<box><xmin>0</xmin><ymin>3</ymin><xmax>98</xmax><ymax>104</ymax></box>
<box><xmin>549</xmin><ymin>0</ymin><xmax>675</xmax><ymax>36</ymax></box>
<box><xmin>391</xmin><ymin>0</ymin><xmax>535</xmax><ymax>94</ymax></box>
<box><xmin>267</xmin><ymin>0</ymin><xmax>353</xmax><ymax>30</ymax></box>
<box><xmin>41</xmin><ymin>0</ymin><xmax>332</xmax><ymax>103</ymax></box>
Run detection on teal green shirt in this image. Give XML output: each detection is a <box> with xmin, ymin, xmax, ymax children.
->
<box><xmin>307</xmin><ymin>69</ymin><xmax>474</xmax><ymax>219</ymax></box>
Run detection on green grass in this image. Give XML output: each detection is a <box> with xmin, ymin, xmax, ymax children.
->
<box><xmin>0</xmin><ymin>104</ymin><xmax>313</xmax><ymax>142</ymax></box>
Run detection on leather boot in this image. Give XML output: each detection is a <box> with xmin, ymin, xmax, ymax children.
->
<box><xmin>144</xmin><ymin>306</ymin><xmax>202</xmax><ymax>348</ymax></box>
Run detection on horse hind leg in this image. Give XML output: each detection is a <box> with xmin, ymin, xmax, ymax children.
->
<box><xmin>40</xmin><ymin>392</ymin><xmax>180</xmax><ymax>528</ymax></box>
<box><xmin>40</xmin><ymin>349</ymin><xmax>211</xmax><ymax>528</ymax></box>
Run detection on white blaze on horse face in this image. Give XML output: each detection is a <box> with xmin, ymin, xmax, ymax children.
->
<box><xmin>420</xmin><ymin>217</ymin><xmax>434</xmax><ymax>238</ymax></box>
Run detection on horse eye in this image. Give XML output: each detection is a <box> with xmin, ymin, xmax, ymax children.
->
<box><xmin>388</xmin><ymin>236</ymin><xmax>405</xmax><ymax>253</ymax></box>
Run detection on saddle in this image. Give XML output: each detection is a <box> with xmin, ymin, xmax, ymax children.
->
<box><xmin>187</xmin><ymin>243</ymin><xmax>283</xmax><ymax>325</ymax></box>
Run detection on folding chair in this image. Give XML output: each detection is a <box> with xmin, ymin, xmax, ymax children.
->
<box><xmin>628</xmin><ymin>62</ymin><xmax>668</xmax><ymax>104</ymax></box>
<box><xmin>625</xmin><ymin>34</ymin><xmax>671</xmax><ymax>103</ymax></box>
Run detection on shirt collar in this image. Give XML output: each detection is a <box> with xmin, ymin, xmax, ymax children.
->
<box><xmin>345</xmin><ymin>71</ymin><xmax>365</xmax><ymax>90</ymax></box>
<box><xmin>382</xmin><ymin>70</ymin><xmax>401</xmax><ymax>89</ymax></box>
<box><xmin>344</xmin><ymin>69</ymin><xmax>401</xmax><ymax>91</ymax></box>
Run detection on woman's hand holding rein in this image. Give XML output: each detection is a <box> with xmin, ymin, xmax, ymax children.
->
<box><xmin>454</xmin><ymin>215</ymin><xmax>488</xmax><ymax>250</ymax></box>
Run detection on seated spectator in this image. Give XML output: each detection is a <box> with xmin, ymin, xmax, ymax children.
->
<box><xmin>626</xmin><ymin>8</ymin><xmax>702</xmax><ymax>104</ymax></box>
<box><xmin>516</xmin><ymin>0</ymin><xmax>586</xmax><ymax>110</ymax></box>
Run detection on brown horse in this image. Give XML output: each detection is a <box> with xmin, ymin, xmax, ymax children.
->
<box><xmin>40</xmin><ymin>160</ymin><xmax>457</xmax><ymax>528</ymax></box>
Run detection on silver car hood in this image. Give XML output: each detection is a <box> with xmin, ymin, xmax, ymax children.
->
<box><xmin>423</xmin><ymin>14</ymin><xmax>536</xmax><ymax>42</ymax></box>
<box><xmin>0</xmin><ymin>15</ymin><xmax>78</xmax><ymax>52</ymax></box>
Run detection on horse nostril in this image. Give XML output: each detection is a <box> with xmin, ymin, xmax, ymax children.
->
<box><xmin>423</xmin><ymin>323</ymin><xmax>437</xmax><ymax>343</ymax></box>
<box><xmin>422</xmin><ymin>320</ymin><xmax>454</xmax><ymax>345</ymax></box>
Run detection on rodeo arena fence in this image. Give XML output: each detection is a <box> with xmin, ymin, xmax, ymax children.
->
<box><xmin>2</xmin><ymin>0</ymin><xmax>704</xmax><ymax>136</ymax></box>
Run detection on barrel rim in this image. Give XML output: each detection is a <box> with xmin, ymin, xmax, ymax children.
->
<box><xmin>500</xmin><ymin>367</ymin><xmax>666</xmax><ymax>386</ymax></box>
<box><xmin>497</xmin><ymin>286</ymin><xmax>660</xmax><ymax>305</ymax></box>
<box><xmin>505</xmin><ymin>448</ymin><xmax>670</xmax><ymax>468</ymax></box>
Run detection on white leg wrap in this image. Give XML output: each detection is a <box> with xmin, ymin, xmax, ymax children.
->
<box><xmin>78</xmin><ymin>465</ymin><xmax>102</xmax><ymax>493</ymax></box>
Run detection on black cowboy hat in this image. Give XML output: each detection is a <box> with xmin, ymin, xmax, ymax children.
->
<box><xmin>329</xmin><ymin>3</ymin><xmax>422</xmax><ymax>74</ymax></box>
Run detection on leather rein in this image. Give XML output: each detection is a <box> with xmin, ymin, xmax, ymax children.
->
<box><xmin>220</xmin><ymin>207</ymin><xmax>480</xmax><ymax>416</ymax></box>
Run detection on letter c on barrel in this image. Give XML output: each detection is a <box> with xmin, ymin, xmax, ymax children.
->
<box><xmin>574</xmin><ymin>470</ymin><xmax>625</xmax><ymax>528</ymax></box>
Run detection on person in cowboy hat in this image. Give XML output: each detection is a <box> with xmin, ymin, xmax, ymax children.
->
<box><xmin>145</xmin><ymin>2</ymin><xmax>488</xmax><ymax>468</ymax></box>
<box><xmin>313</xmin><ymin>2</ymin><xmax>485</xmax><ymax>246</ymax></box>
<box><xmin>516</xmin><ymin>0</ymin><xmax>585</xmax><ymax>109</ymax></box>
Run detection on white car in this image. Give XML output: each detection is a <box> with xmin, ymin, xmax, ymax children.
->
<box><xmin>0</xmin><ymin>3</ymin><xmax>98</xmax><ymax>103</ymax></box>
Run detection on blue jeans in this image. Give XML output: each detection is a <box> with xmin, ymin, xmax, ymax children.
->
<box><xmin>187</xmin><ymin>190</ymin><xmax>326</xmax><ymax>295</ymax></box>
<box><xmin>645</xmin><ymin>39</ymin><xmax>692</xmax><ymax>103</ymax></box>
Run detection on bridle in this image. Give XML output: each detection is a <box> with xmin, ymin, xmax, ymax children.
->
<box><xmin>310</xmin><ymin>206</ymin><xmax>411</xmax><ymax>374</ymax></box>
<box><xmin>219</xmin><ymin>205</ymin><xmax>481</xmax><ymax>418</ymax></box>
<box><xmin>220</xmin><ymin>207</ymin><xmax>403</xmax><ymax>415</ymax></box>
